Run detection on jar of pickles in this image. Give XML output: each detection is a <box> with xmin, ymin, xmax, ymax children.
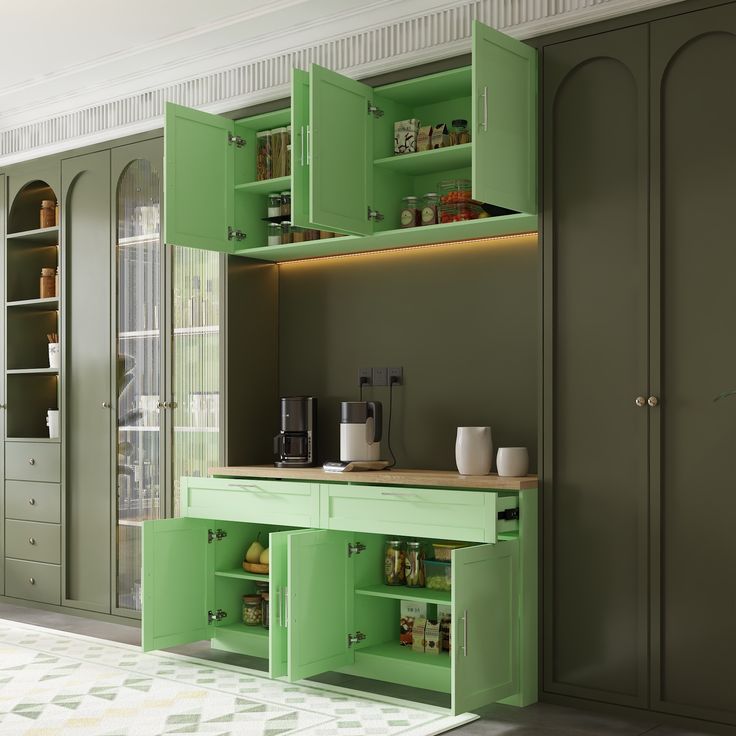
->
<box><xmin>384</xmin><ymin>539</ymin><xmax>406</xmax><ymax>585</ymax></box>
<box><xmin>405</xmin><ymin>540</ymin><xmax>426</xmax><ymax>588</ymax></box>
<box><xmin>242</xmin><ymin>595</ymin><xmax>262</xmax><ymax>626</ymax></box>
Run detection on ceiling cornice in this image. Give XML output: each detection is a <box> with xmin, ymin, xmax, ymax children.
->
<box><xmin>0</xmin><ymin>0</ymin><xmax>683</xmax><ymax>167</ymax></box>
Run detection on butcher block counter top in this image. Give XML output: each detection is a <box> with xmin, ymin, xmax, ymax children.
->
<box><xmin>209</xmin><ymin>465</ymin><xmax>538</xmax><ymax>491</ymax></box>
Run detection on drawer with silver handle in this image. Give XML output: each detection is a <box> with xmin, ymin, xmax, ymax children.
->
<box><xmin>5</xmin><ymin>442</ymin><xmax>60</xmax><ymax>483</ymax></box>
<box><xmin>6</xmin><ymin>519</ymin><xmax>61</xmax><ymax>564</ymax></box>
<box><xmin>5</xmin><ymin>481</ymin><xmax>60</xmax><ymax>523</ymax></box>
<box><xmin>5</xmin><ymin>558</ymin><xmax>60</xmax><ymax>604</ymax></box>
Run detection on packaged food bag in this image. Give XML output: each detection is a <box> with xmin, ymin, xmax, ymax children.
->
<box><xmin>394</xmin><ymin>119</ymin><xmax>419</xmax><ymax>155</ymax></box>
<box><xmin>431</xmin><ymin>123</ymin><xmax>449</xmax><ymax>149</ymax></box>
<box><xmin>400</xmin><ymin>601</ymin><xmax>427</xmax><ymax>647</ymax></box>
<box><xmin>412</xmin><ymin>617</ymin><xmax>427</xmax><ymax>653</ymax></box>
<box><xmin>417</xmin><ymin>125</ymin><xmax>432</xmax><ymax>152</ymax></box>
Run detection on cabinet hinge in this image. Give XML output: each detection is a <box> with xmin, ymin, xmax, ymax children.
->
<box><xmin>208</xmin><ymin>609</ymin><xmax>227</xmax><ymax>624</ymax></box>
<box><xmin>208</xmin><ymin>528</ymin><xmax>228</xmax><ymax>543</ymax></box>
<box><xmin>497</xmin><ymin>508</ymin><xmax>520</xmax><ymax>521</ymax></box>
<box><xmin>347</xmin><ymin>542</ymin><xmax>366</xmax><ymax>557</ymax></box>
<box><xmin>367</xmin><ymin>102</ymin><xmax>384</xmax><ymax>119</ymax></box>
<box><xmin>347</xmin><ymin>631</ymin><xmax>366</xmax><ymax>647</ymax></box>
<box><xmin>227</xmin><ymin>226</ymin><xmax>246</xmax><ymax>242</ymax></box>
<box><xmin>367</xmin><ymin>207</ymin><xmax>384</xmax><ymax>222</ymax></box>
<box><xmin>227</xmin><ymin>133</ymin><xmax>246</xmax><ymax>148</ymax></box>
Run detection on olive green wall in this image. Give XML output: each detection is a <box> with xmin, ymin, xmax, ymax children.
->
<box><xmin>278</xmin><ymin>236</ymin><xmax>538</xmax><ymax>469</ymax></box>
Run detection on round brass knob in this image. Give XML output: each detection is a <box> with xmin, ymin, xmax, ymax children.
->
<box><xmin>28</xmin><ymin>537</ymin><xmax>36</xmax><ymax>545</ymax></box>
<box><xmin>648</xmin><ymin>396</ymin><xmax>659</xmax><ymax>407</ymax></box>
<box><xmin>28</xmin><ymin>498</ymin><xmax>36</xmax><ymax>506</ymax></box>
<box><xmin>635</xmin><ymin>396</ymin><xmax>646</xmax><ymax>407</ymax></box>
<box><xmin>29</xmin><ymin>578</ymin><xmax>36</xmax><ymax>585</ymax></box>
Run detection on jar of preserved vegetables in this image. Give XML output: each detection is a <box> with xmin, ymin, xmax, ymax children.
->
<box><xmin>256</xmin><ymin>131</ymin><xmax>272</xmax><ymax>181</ymax></box>
<box><xmin>242</xmin><ymin>595</ymin><xmax>262</xmax><ymax>626</ymax></box>
<box><xmin>384</xmin><ymin>539</ymin><xmax>406</xmax><ymax>585</ymax></box>
<box><xmin>405</xmin><ymin>540</ymin><xmax>426</xmax><ymax>587</ymax></box>
<box><xmin>400</xmin><ymin>196</ymin><xmax>420</xmax><ymax>228</ymax></box>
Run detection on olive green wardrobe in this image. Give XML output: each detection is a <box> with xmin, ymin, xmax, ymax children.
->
<box><xmin>543</xmin><ymin>1</ymin><xmax>736</xmax><ymax>727</ymax></box>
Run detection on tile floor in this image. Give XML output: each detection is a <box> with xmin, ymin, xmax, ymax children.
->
<box><xmin>0</xmin><ymin>600</ymin><xmax>728</xmax><ymax>736</ymax></box>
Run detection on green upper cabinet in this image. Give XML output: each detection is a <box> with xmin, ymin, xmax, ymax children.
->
<box><xmin>309</xmin><ymin>65</ymin><xmax>374</xmax><ymax>236</ymax></box>
<box><xmin>142</xmin><ymin>517</ymin><xmax>215</xmax><ymax>651</ymax></box>
<box><xmin>472</xmin><ymin>20</ymin><xmax>537</xmax><ymax>214</ymax></box>
<box><xmin>291</xmin><ymin>69</ymin><xmax>316</xmax><ymax>231</ymax></box>
<box><xmin>165</xmin><ymin>104</ymin><xmax>237</xmax><ymax>252</ymax></box>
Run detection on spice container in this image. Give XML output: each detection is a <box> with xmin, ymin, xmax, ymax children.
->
<box><xmin>405</xmin><ymin>541</ymin><xmax>426</xmax><ymax>588</ymax></box>
<box><xmin>242</xmin><ymin>595</ymin><xmax>263</xmax><ymax>626</ymax></box>
<box><xmin>280</xmin><ymin>221</ymin><xmax>292</xmax><ymax>244</ymax></box>
<box><xmin>268</xmin><ymin>223</ymin><xmax>282</xmax><ymax>246</ymax></box>
<box><xmin>450</xmin><ymin>119</ymin><xmax>471</xmax><ymax>145</ymax></box>
<box><xmin>291</xmin><ymin>226</ymin><xmax>305</xmax><ymax>243</ymax></box>
<box><xmin>319</xmin><ymin>230</ymin><xmax>334</xmax><ymax>239</ymax></box>
<box><xmin>384</xmin><ymin>539</ymin><xmax>406</xmax><ymax>586</ymax></box>
<box><xmin>40</xmin><ymin>268</ymin><xmax>56</xmax><ymax>298</ymax></box>
<box><xmin>271</xmin><ymin>127</ymin><xmax>288</xmax><ymax>178</ymax></box>
<box><xmin>420</xmin><ymin>193</ymin><xmax>440</xmax><ymax>226</ymax></box>
<box><xmin>40</xmin><ymin>200</ymin><xmax>56</xmax><ymax>229</ymax></box>
<box><xmin>256</xmin><ymin>131</ymin><xmax>272</xmax><ymax>181</ymax></box>
<box><xmin>280</xmin><ymin>191</ymin><xmax>291</xmax><ymax>218</ymax></box>
<box><xmin>267</xmin><ymin>193</ymin><xmax>282</xmax><ymax>217</ymax></box>
<box><xmin>261</xmin><ymin>592</ymin><xmax>270</xmax><ymax>628</ymax></box>
<box><xmin>400</xmin><ymin>196</ymin><xmax>420</xmax><ymax>228</ymax></box>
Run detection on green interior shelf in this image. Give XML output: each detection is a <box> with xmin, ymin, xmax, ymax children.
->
<box><xmin>374</xmin><ymin>144</ymin><xmax>472</xmax><ymax>175</ymax></box>
<box><xmin>235</xmin><ymin>175</ymin><xmax>291</xmax><ymax>194</ymax></box>
<box><xmin>214</xmin><ymin>567</ymin><xmax>270</xmax><ymax>582</ymax></box>
<box><xmin>356</xmin><ymin>584</ymin><xmax>450</xmax><ymax>605</ymax></box>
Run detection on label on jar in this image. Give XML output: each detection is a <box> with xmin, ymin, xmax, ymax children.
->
<box><xmin>421</xmin><ymin>205</ymin><xmax>437</xmax><ymax>225</ymax></box>
<box><xmin>400</xmin><ymin>208</ymin><xmax>418</xmax><ymax>228</ymax></box>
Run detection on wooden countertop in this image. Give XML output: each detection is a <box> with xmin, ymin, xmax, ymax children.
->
<box><xmin>209</xmin><ymin>465</ymin><xmax>537</xmax><ymax>491</ymax></box>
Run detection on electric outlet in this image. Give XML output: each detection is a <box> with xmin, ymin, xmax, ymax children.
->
<box><xmin>358</xmin><ymin>368</ymin><xmax>372</xmax><ymax>387</ymax></box>
<box><xmin>388</xmin><ymin>366</ymin><xmax>403</xmax><ymax>385</ymax></box>
<box><xmin>372</xmin><ymin>367</ymin><xmax>388</xmax><ymax>386</ymax></box>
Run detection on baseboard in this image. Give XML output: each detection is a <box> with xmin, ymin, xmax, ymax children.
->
<box><xmin>0</xmin><ymin>594</ymin><xmax>141</xmax><ymax>629</ymax></box>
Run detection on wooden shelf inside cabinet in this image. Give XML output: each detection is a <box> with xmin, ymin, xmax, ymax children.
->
<box><xmin>6</xmin><ymin>297</ymin><xmax>59</xmax><ymax>311</ymax></box>
<box><xmin>7</xmin><ymin>226</ymin><xmax>59</xmax><ymax>245</ymax></box>
<box><xmin>215</xmin><ymin>568</ymin><xmax>269</xmax><ymax>582</ymax></box>
<box><xmin>374</xmin><ymin>144</ymin><xmax>472</xmax><ymax>175</ymax></box>
<box><xmin>6</xmin><ymin>368</ymin><xmax>59</xmax><ymax>375</ymax></box>
<box><xmin>355</xmin><ymin>584</ymin><xmax>450</xmax><ymax>605</ymax></box>
<box><xmin>235</xmin><ymin>175</ymin><xmax>291</xmax><ymax>194</ymax></box>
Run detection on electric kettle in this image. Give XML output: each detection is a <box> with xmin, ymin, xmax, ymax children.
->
<box><xmin>340</xmin><ymin>401</ymin><xmax>382</xmax><ymax>462</ymax></box>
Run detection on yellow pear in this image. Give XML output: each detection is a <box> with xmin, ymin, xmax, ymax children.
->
<box><xmin>259</xmin><ymin>547</ymin><xmax>270</xmax><ymax>565</ymax></box>
<box><xmin>245</xmin><ymin>534</ymin><xmax>264</xmax><ymax>563</ymax></box>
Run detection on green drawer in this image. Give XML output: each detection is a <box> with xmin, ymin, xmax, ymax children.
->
<box><xmin>182</xmin><ymin>477</ymin><xmax>320</xmax><ymax>527</ymax></box>
<box><xmin>321</xmin><ymin>484</ymin><xmax>499</xmax><ymax>543</ymax></box>
<box><xmin>6</xmin><ymin>519</ymin><xmax>61</xmax><ymax>564</ymax></box>
<box><xmin>5</xmin><ymin>442</ymin><xmax>61</xmax><ymax>483</ymax></box>
<box><xmin>5</xmin><ymin>481</ymin><xmax>60</xmax><ymax>523</ymax></box>
<box><xmin>5</xmin><ymin>558</ymin><xmax>60</xmax><ymax>604</ymax></box>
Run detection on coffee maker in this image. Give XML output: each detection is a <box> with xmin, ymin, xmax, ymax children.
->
<box><xmin>274</xmin><ymin>396</ymin><xmax>316</xmax><ymax>467</ymax></box>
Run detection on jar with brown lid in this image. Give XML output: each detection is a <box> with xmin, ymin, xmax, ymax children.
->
<box><xmin>40</xmin><ymin>268</ymin><xmax>56</xmax><ymax>299</ymax></box>
<box><xmin>40</xmin><ymin>200</ymin><xmax>56</xmax><ymax>229</ymax></box>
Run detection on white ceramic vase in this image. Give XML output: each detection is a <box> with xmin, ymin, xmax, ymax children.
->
<box><xmin>455</xmin><ymin>426</ymin><xmax>493</xmax><ymax>475</ymax></box>
<box><xmin>496</xmin><ymin>447</ymin><xmax>529</xmax><ymax>477</ymax></box>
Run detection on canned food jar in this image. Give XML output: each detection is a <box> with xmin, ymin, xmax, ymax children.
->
<box><xmin>384</xmin><ymin>539</ymin><xmax>406</xmax><ymax>585</ymax></box>
<box><xmin>267</xmin><ymin>193</ymin><xmax>282</xmax><ymax>218</ymax></box>
<box><xmin>256</xmin><ymin>131</ymin><xmax>272</xmax><ymax>181</ymax></box>
<box><xmin>400</xmin><ymin>196</ymin><xmax>420</xmax><ymax>228</ymax></box>
<box><xmin>242</xmin><ymin>595</ymin><xmax>262</xmax><ymax>626</ymax></box>
<box><xmin>420</xmin><ymin>193</ymin><xmax>440</xmax><ymax>226</ymax></box>
<box><xmin>405</xmin><ymin>540</ymin><xmax>426</xmax><ymax>588</ymax></box>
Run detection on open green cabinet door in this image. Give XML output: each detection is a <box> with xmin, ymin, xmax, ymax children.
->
<box><xmin>451</xmin><ymin>541</ymin><xmax>519</xmax><ymax>714</ymax></box>
<box><xmin>309</xmin><ymin>65</ymin><xmax>374</xmax><ymax>236</ymax></box>
<box><xmin>164</xmin><ymin>103</ymin><xmax>236</xmax><ymax>252</ymax></box>
<box><xmin>142</xmin><ymin>517</ymin><xmax>214</xmax><ymax>651</ymax></box>
<box><xmin>291</xmin><ymin>69</ymin><xmax>319</xmax><ymax>231</ymax></box>
<box><xmin>287</xmin><ymin>530</ymin><xmax>354</xmax><ymax>681</ymax></box>
<box><xmin>472</xmin><ymin>21</ymin><xmax>537</xmax><ymax>214</ymax></box>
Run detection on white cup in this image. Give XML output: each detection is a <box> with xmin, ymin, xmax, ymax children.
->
<box><xmin>48</xmin><ymin>343</ymin><xmax>60</xmax><ymax>369</ymax></box>
<box><xmin>496</xmin><ymin>447</ymin><xmax>529</xmax><ymax>477</ymax></box>
<box><xmin>46</xmin><ymin>410</ymin><xmax>60</xmax><ymax>439</ymax></box>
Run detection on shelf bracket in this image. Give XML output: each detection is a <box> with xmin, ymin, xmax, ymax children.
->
<box><xmin>347</xmin><ymin>631</ymin><xmax>366</xmax><ymax>647</ymax></box>
<box><xmin>208</xmin><ymin>528</ymin><xmax>228</xmax><ymax>543</ymax></box>
<box><xmin>227</xmin><ymin>133</ymin><xmax>246</xmax><ymax>148</ymax></box>
<box><xmin>347</xmin><ymin>542</ymin><xmax>366</xmax><ymax>557</ymax></box>
<box><xmin>367</xmin><ymin>207</ymin><xmax>384</xmax><ymax>222</ymax></box>
<box><xmin>208</xmin><ymin>609</ymin><xmax>228</xmax><ymax>624</ymax></box>
<box><xmin>367</xmin><ymin>102</ymin><xmax>384</xmax><ymax>119</ymax></box>
<box><xmin>227</xmin><ymin>227</ymin><xmax>246</xmax><ymax>242</ymax></box>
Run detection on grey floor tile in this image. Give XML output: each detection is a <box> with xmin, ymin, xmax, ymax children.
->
<box><xmin>644</xmin><ymin>726</ymin><xmax>729</xmax><ymax>736</ymax></box>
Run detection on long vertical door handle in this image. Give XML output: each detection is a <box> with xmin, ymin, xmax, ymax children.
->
<box><xmin>300</xmin><ymin>126</ymin><xmax>305</xmax><ymax>167</ymax></box>
<box><xmin>462</xmin><ymin>609</ymin><xmax>469</xmax><ymax>657</ymax></box>
<box><xmin>306</xmin><ymin>125</ymin><xmax>312</xmax><ymax>165</ymax></box>
<box><xmin>274</xmin><ymin>588</ymin><xmax>282</xmax><ymax>626</ymax></box>
<box><xmin>283</xmin><ymin>586</ymin><xmax>289</xmax><ymax>628</ymax></box>
<box><xmin>480</xmin><ymin>86</ymin><xmax>489</xmax><ymax>132</ymax></box>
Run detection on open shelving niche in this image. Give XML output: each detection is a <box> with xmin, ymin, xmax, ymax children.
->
<box><xmin>5</xmin><ymin>180</ymin><xmax>61</xmax><ymax>441</ymax></box>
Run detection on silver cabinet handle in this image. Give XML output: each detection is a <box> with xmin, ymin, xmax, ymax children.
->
<box><xmin>284</xmin><ymin>586</ymin><xmax>289</xmax><ymax>629</ymax></box>
<box><xmin>300</xmin><ymin>125</ymin><xmax>305</xmax><ymax>167</ymax></box>
<box><xmin>29</xmin><ymin>577</ymin><xmax>36</xmax><ymax>585</ymax></box>
<box><xmin>102</xmin><ymin>402</ymin><xmax>111</xmax><ymax>408</ymax></box>
<box><xmin>380</xmin><ymin>491</ymin><xmax>417</xmax><ymax>498</ymax></box>
<box><xmin>635</xmin><ymin>396</ymin><xmax>646</xmax><ymax>407</ymax></box>
<box><xmin>28</xmin><ymin>458</ymin><xmax>36</xmax><ymax>466</ymax></box>
<box><xmin>274</xmin><ymin>588</ymin><xmax>282</xmax><ymax>626</ymax></box>
<box><xmin>28</xmin><ymin>537</ymin><xmax>36</xmax><ymax>545</ymax></box>
<box><xmin>157</xmin><ymin>401</ymin><xmax>166</xmax><ymax>409</ymax></box>
<box><xmin>461</xmin><ymin>609</ymin><xmax>468</xmax><ymax>657</ymax></box>
<box><xmin>480</xmin><ymin>85</ymin><xmax>489</xmax><ymax>132</ymax></box>
<box><xmin>306</xmin><ymin>124</ymin><xmax>312</xmax><ymax>165</ymax></box>
<box><xmin>28</xmin><ymin>498</ymin><xmax>36</xmax><ymax>506</ymax></box>
<box><xmin>228</xmin><ymin>483</ymin><xmax>266</xmax><ymax>493</ymax></box>
<box><xmin>168</xmin><ymin>401</ymin><xmax>178</xmax><ymax>410</ymax></box>
<box><xmin>648</xmin><ymin>396</ymin><xmax>659</xmax><ymax>407</ymax></box>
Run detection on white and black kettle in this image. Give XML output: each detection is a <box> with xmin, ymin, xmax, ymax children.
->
<box><xmin>340</xmin><ymin>401</ymin><xmax>382</xmax><ymax>462</ymax></box>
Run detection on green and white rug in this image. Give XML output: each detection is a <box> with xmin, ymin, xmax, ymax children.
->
<box><xmin>0</xmin><ymin>620</ymin><xmax>475</xmax><ymax>735</ymax></box>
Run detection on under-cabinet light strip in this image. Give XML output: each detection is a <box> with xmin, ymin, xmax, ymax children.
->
<box><xmin>277</xmin><ymin>231</ymin><xmax>538</xmax><ymax>267</ymax></box>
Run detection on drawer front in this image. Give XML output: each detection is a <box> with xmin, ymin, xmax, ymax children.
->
<box><xmin>5</xmin><ymin>559</ymin><xmax>60</xmax><ymax>604</ymax></box>
<box><xmin>182</xmin><ymin>477</ymin><xmax>319</xmax><ymax>527</ymax></box>
<box><xmin>322</xmin><ymin>484</ymin><xmax>498</xmax><ymax>542</ymax></box>
<box><xmin>6</xmin><ymin>481</ymin><xmax>60</xmax><ymax>523</ymax></box>
<box><xmin>6</xmin><ymin>442</ymin><xmax>61</xmax><ymax>483</ymax></box>
<box><xmin>6</xmin><ymin>520</ymin><xmax>61</xmax><ymax>564</ymax></box>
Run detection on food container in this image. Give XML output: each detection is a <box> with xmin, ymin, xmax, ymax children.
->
<box><xmin>450</xmin><ymin>119</ymin><xmax>471</xmax><ymax>145</ymax></box>
<box><xmin>425</xmin><ymin>560</ymin><xmax>452</xmax><ymax>592</ymax></box>
<box><xmin>280</xmin><ymin>191</ymin><xmax>291</xmax><ymax>217</ymax></box>
<box><xmin>319</xmin><ymin>230</ymin><xmax>334</xmax><ymax>239</ymax></box>
<box><xmin>291</xmin><ymin>226</ymin><xmax>306</xmax><ymax>243</ymax></box>
<box><xmin>439</xmin><ymin>178</ymin><xmax>472</xmax><ymax>204</ymax></box>
<box><xmin>40</xmin><ymin>268</ymin><xmax>56</xmax><ymax>298</ymax></box>
<box><xmin>439</xmin><ymin>202</ymin><xmax>483</xmax><ymax>223</ymax></box>
<box><xmin>405</xmin><ymin>540</ymin><xmax>426</xmax><ymax>588</ymax></box>
<box><xmin>267</xmin><ymin>222</ymin><xmax>282</xmax><ymax>246</ymax></box>
<box><xmin>40</xmin><ymin>200</ymin><xmax>56</xmax><ymax>229</ymax></box>
<box><xmin>400</xmin><ymin>196</ymin><xmax>420</xmax><ymax>228</ymax></box>
<box><xmin>420</xmin><ymin>193</ymin><xmax>440</xmax><ymax>226</ymax></box>
<box><xmin>261</xmin><ymin>592</ymin><xmax>270</xmax><ymax>629</ymax></box>
<box><xmin>384</xmin><ymin>539</ymin><xmax>406</xmax><ymax>585</ymax></box>
<box><xmin>394</xmin><ymin>118</ymin><xmax>419</xmax><ymax>155</ymax></box>
<box><xmin>242</xmin><ymin>595</ymin><xmax>263</xmax><ymax>625</ymax></box>
<box><xmin>271</xmin><ymin>127</ymin><xmax>288</xmax><ymax>178</ymax></box>
<box><xmin>256</xmin><ymin>131</ymin><xmax>272</xmax><ymax>181</ymax></box>
<box><xmin>280</xmin><ymin>221</ymin><xmax>292</xmax><ymax>244</ymax></box>
<box><xmin>267</xmin><ymin>193</ymin><xmax>282</xmax><ymax>217</ymax></box>
<box><xmin>432</xmin><ymin>542</ymin><xmax>468</xmax><ymax>561</ymax></box>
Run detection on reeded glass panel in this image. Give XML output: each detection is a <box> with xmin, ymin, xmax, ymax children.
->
<box><xmin>172</xmin><ymin>248</ymin><xmax>221</xmax><ymax>517</ymax></box>
<box><xmin>116</xmin><ymin>159</ymin><xmax>162</xmax><ymax>612</ymax></box>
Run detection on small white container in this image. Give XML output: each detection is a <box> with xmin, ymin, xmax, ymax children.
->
<box><xmin>46</xmin><ymin>410</ymin><xmax>59</xmax><ymax>439</ymax></box>
<box><xmin>48</xmin><ymin>343</ymin><xmax>60</xmax><ymax>369</ymax></box>
<box><xmin>496</xmin><ymin>447</ymin><xmax>529</xmax><ymax>477</ymax></box>
<box><xmin>455</xmin><ymin>426</ymin><xmax>493</xmax><ymax>475</ymax></box>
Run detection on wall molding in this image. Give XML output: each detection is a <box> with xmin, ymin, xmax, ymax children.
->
<box><xmin>0</xmin><ymin>0</ymin><xmax>682</xmax><ymax>166</ymax></box>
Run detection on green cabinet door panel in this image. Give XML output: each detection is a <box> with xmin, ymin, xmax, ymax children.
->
<box><xmin>291</xmin><ymin>69</ymin><xmax>315</xmax><ymax>230</ymax></box>
<box><xmin>309</xmin><ymin>65</ymin><xmax>373</xmax><ymax>236</ymax></box>
<box><xmin>472</xmin><ymin>20</ymin><xmax>537</xmax><ymax>214</ymax></box>
<box><xmin>452</xmin><ymin>540</ymin><xmax>519</xmax><ymax>714</ymax></box>
<box><xmin>165</xmin><ymin>103</ymin><xmax>235</xmax><ymax>252</ymax></box>
<box><xmin>142</xmin><ymin>517</ymin><xmax>214</xmax><ymax>651</ymax></box>
<box><xmin>287</xmin><ymin>529</ymin><xmax>354</xmax><ymax>681</ymax></box>
<box><xmin>268</xmin><ymin>530</ymin><xmax>291</xmax><ymax>679</ymax></box>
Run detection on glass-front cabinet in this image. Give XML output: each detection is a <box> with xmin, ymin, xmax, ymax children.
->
<box><xmin>113</xmin><ymin>139</ymin><xmax>223</xmax><ymax>616</ymax></box>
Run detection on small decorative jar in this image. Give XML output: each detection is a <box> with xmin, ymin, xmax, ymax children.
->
<box><xmin>400</xmin><ymin>196</ymin><xmax>420</xmax><ymax>228</ymax></box>
<box><xmin>242</xmin><ymin>595</ymin><xmax>262</xmax><ymax>626</ymax></box>
<box><xmin>40</xmin><ymin>200</ymin><xmax>56</xmax><ymax>229</ymax></box>
<box><xmin>420</xmin><ymin>193</ymin><xmax>440</xmax><ymax>226</ymax></box>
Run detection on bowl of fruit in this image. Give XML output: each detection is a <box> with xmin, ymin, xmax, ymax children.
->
<box><xmin>243</xmin><ymin>533</ymin><xmax>269</xmax><ymax>574</ymax></box>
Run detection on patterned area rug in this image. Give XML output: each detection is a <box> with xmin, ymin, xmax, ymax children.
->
<box><xmin>0</xmin><ymin>620</ymin><xmax>475</xmax><ymax>735</ymax></box>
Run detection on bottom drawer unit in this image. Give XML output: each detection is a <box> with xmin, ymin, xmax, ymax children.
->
<box><xmin>5</xmin><ymin>520</ymin><xmax>61</xmax><ymax>564</ymax></box>
<box><xmin>5</xmin><ymin>559</ymin><xmax>61</xmax><ymax>604</ymax></box>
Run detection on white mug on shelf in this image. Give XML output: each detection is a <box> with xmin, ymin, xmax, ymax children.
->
<box><xmin>455</xmin><ymin>426</ymin><xmax>493</xmax><ymax>475</ymax></box>
<box><xmin>496</xmin><ymin>447</ymin><xmax>529</xmax><ymax>477</ymax></box>
<box><xmin>48</xmin><ymin>343</ymin><xmax>60</xmax><ymax>369</ymax></box>
<box><xmin>46</xmin><ymin>410</ymin><xmax>60</xmax><ymax>439</ymax></box>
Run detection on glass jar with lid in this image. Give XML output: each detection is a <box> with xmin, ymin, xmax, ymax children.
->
<box><xmin>267</xmin><ymin>193</ymin><xmax>282</xmax><ymax>218</ymax></box>
<box><xmin>405</xmin><ymin>540</ymin><xmax>426</xmax><ymax>587</ymax></box>
<box><xmin>268</xmin><ymin>222</ymin><xmax>282</xmax><ymax>246</ymax></box>
<box><xmin>450</xmin><ymin>119</ymin><xmax>471</xmax><ymax>146</ymax></box>
<box><xmin>261</xmin><ymin>592</ymin><xmax>270</xmax><ymax>629</ymax></box>
<box><xmin>242</xmin><ymin>595</ymin><xmax>262</xmax><ymax>626</ymax></box>
<box><xmin>285</xmin><ymin>126</ymin><xmax>292</xmax><ymax>176</ymax></box>
<box><xmin>271</xmin><ymin>127</ymin><xmax>288</xmax><ymax>178</ymax></box>
<box><xmin>280</xmin><ymin>221</ymin><xmax>292</xmax><ymax>244</ymax></box>
<box><xmin>280</xmin><ymin>191</ymin><xmax>291</xmax><ymax>218</ymax></box>
<box><xmin>400</xmin><ymin>196</ymin><xmax>420</xmax><ymax>228</ymax></box>
<box><xmin>384</xmin><ymin>539</ymin><xmax>406</xmax><ymax>585</ymax></box>
<box><xmin>420</xmin><ymin>193</ymin><xmax>440</xmax><ymax>226</ymax></box>
<box><xmin>256</xmin><ymin>131</ymin><xmax>272</xmax><ymax>181</ymax></box>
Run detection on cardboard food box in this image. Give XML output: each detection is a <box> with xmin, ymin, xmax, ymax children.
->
<box><xmin>430</xmin><ymin>122</ymin><xmax>449</xmax><ymax>149</ymax></box>
<box><xmin>438</xmin><ymin>604</ymin><xmax>452</xmax><ymax>653</ymax></box>
<box><xmin>424</xmin><ymin>619</ymin><xmax>441</xmax><ymax>655</ymax></box>
<box><xmin>417</xmin><ymin>125</ymin><xmax>432</xmax><ymax>152</ymax></box>
<box><xmin>394</xmin><ymin>119</ymin><xmax>419</xmax><ymax>155</ymax></box>
<box><xmin>412</xmin><ymin>616</ymin><xmax>428</xmax><ymax>653</ymax></box>
<box><xmin>400</xmin><ymin>601</ymin><xmax>427</xmax><ymax>647</ymax></box>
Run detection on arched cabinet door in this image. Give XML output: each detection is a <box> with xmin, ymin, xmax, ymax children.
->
<box><xmin>111</xmin><ymin>139</ymin><xmax>165</xmax><ymax>617</ymax></box>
